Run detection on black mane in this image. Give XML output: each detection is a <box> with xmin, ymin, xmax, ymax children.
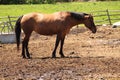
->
<box><xmin>70</xmin><ymin>12</ymin><xmax>88</xmax><ymax>20</ymax></box>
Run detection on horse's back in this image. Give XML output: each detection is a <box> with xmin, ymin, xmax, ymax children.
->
<box><xmin>21</xmin><ymin>12</ymin><xmax>43</xmax><ymax>25</ymax></box>
<box><xmin>21</xmin><ymin>11</ymin><xmax>70</xmax><ymax>24</ymax></box>
<box><xmin>20</xmin><ymin>12</ymin><xmax>71</xmax><ymax>35</ymax></box>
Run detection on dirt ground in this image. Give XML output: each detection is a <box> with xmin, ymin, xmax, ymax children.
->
<box><xmin>0</xmin><ymin>26</ymin><xmax>120</xmax><ymax>80</ymax></box>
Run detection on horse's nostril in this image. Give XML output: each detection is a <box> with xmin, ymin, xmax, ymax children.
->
<box><xmin>93</xmin><ymin>31</ymin><xmax>96</xmax><ymax>33</ymax></box>
<box><xmin>92</xmin><ymin>29</ymin><xmax>96</xmax><ymax>33</ymax></box>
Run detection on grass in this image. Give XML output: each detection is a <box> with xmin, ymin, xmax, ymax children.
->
<box><xmin>0</xmin><ymin>1</ymin><xmax>120</xmax><ymax>16</ymax></box>
<box><xmin>0</xmin><ymin>1</ymin><xmax>120</xmax><ymax>32</ymax></box>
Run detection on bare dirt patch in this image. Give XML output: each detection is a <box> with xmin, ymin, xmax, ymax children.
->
<box><xmin>0</xmin><ymin>26</ymin><xmax>120</xmax><ymax>80</ymax></box>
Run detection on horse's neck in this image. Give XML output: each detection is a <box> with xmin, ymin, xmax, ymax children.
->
<box><xmin>68</xmin><ymin>19</ymin><xmax>82</xmax><ymax>28</ymax></box>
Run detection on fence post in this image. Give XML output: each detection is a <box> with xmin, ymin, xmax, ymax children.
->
<box><xmin>106</xmin><ymin>9</ymin><xmax>112</xmax><ymax>25</ymax></box>
<box><xmin>8</xmin><ymin>15</ymin><xmax>13</xmax><ymax>30</ymax></box>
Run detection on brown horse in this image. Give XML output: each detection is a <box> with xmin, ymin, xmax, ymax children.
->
<box><xmin>15</xmin><ymin>11</ymin><xmax>96</xmax><ymax>59</ymax></box>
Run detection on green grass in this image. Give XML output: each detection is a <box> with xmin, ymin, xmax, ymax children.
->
<box><xmin>0</xmin><ymin>1</ymin><xmax>120</xmax><ymax>29</ymax></box>
<box><xmin>0</xmin><ymin>1</ymin><xmax>120</xmax><ymax>16</ymax></box>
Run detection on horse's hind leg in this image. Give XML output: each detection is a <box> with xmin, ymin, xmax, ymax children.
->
<box><xmin>25</xmin><ymin>34</ymin><xmax>31</xmax><ymax>58</ymax></box>
<box><xmin>59</xmin><ymin>36</ymin><xmax>65</xmax><ymax>58</ymax></box>
<box><xmin>22</xmin><ymin>33</ymin><xmax>32</xmax><ymax>58</ymax></box>
<box><xmin>25</xmin><ymin>39</ymin><xmax>30</xmax><ymax>58</ymax></box>
<box><xmin>22</xmin><ymin>41</ymin><xmax>26</xmax><ymax>58</ymax></box>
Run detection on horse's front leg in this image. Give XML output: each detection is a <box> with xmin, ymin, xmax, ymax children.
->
<box><xmin>59</xmin><ymin>36</ymin><xmax>65</xmax><ymax>58</ymax></box>
<box><xmin>52</xmin><ymin>34</ymin><xmax>60</xmax><ymax>58</ymax></box>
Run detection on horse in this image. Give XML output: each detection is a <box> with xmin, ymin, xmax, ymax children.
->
<box><xmin>15</xmin><ymin>11</ymin><xmax>96</xmax><ymax>59</ymax></box>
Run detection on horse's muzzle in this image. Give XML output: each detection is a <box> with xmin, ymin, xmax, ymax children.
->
<box><xmin>92</xmin><ymin>28</ymin><xmax>97</xmax><ymax>33</ymax></box>
<box><xmin>92</xmin><ymin>30</ymin><xmax>96</xmax><ymax>33</ymax></box>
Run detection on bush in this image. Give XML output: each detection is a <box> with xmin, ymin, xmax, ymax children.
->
<box><xmin>0</xmin><ymin>0</ymin><xmax>56</xmax><ymax>4</ymax></box>
<box><xmin>44</xmin><ymin>0</ymin><xmax>56</xmax><ymax>4</ymax></box>
<box><xmin>27</xmin><ymin>0</ymin><xmax>44</xmax><ymax>4</ymax></box>
<box><xmin>0</xmin><ymin>0</ymin><xmax>119</xmax><ymax>4</ymax></box>
<box><xmin>27</xmin><ymin>0</ymin><xmax>56</xmax><ymax>4</ymax></box>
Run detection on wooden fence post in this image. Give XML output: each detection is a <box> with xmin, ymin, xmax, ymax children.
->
<box><xmin>8</xmin><ymin>15</ymin><xmax>13</xmax><ymax>30</ymax></box>
<box><xmin>106</xmin><ymin>9</ymin><xmax>112</xmax><ymax>25</ymax></box>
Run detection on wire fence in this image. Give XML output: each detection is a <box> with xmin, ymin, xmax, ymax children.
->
<box><xmin>0</xmin><ymin>9</ymin><xmax>120</xmax><ymax>34</ymax></box>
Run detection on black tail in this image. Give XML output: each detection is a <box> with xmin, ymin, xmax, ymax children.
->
<box><xmin>15</xmin><ymin>15</ymin><xmax>23</xmax><ymax>50</ymax></box>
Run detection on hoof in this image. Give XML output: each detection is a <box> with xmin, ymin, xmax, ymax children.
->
<box><xmin>52</xmin><ymin>55</ymin><xmax>56</xmax><ymax>58</ymax></box>
<box><xmin>22</xmin><ymin>56</ymin><xmax>26</xmax><ymax>59</ymax></box>
<box><xmin>27</xmin><ymin>56</ymin><xmax>31</xmax><ymax>59</ymax></box>
<box><xmin>60</xmin><ymin>53</ymin><xmax>65</xmax><ymax>58</ymax></box>
<box><xmin>52</xmin><ymin>56</ymin><xmax>56</xmax><ymax>58</ymax></box>
<box><xmin>61</xmin><ymin>55</ymin><xmax>65</xmax><ymax>58</ymax></box>
<box><xmin>22</xmin><ymin>56</ymin><xmax>32</xmax><ymax>59</ymax></box>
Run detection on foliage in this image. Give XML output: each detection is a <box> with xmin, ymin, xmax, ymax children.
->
<box><xmin>0</xmin><ymin>1</ymin><xmax>120</xmax><ymax>25</ymax></box>
<box><xmin>0</xmin><ymin>0</ymin><xmax>26</xmax><ymax>4</ymax></box>
<box><xmin>0</xmin><ymin>0</ymin><xmax>120</xmax><ymax>4</ymax></box>
<box><xmin>0</xmin><ymin>1</ymin><xmax>120</xmax><ymax>16</ymax></box>
<box><xmin>0</xmin><ymin>0</ymin><xmax>56</xmax><ymax>4</ymax></box>
<box><xmin>25</xmin><ymin>0</ymin><xmax>55</xmax><ymax>4</ymax></box>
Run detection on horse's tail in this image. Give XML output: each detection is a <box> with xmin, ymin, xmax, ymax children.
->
<box><xmin>15</xmin><ymin>15</ymin><xmax>23</xmax><ymax>50</ymax></box>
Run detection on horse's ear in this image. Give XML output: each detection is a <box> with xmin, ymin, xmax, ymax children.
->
<box><xmin>84</xmin><ymin>15</ymin><xmax>90</xmax><ymax>19</ymax></box>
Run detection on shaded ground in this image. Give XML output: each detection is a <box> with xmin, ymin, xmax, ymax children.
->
<box><xmin>0</xmin><ymin>26</ymin><xmax>120</xmax><ymax>80</ymax></box>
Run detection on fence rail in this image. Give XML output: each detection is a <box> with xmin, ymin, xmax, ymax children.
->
<box><xmin>90</xmin><ymin>9</ymin><xmax>120</xmax><ymax>25</ymax></box>
<box><xmin>0</xmin><ymin>16</ymin><xmax>18</xmax><ymax>34</ymax></box>
<box><xmin>0</xmin><ymin>9</ymin><xmax>120</xmax><ymax>34</ymax></box>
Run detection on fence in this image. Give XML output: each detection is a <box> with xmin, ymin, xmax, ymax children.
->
<box><xmin>91</xmin><ymin>9</ymin><xmax>120</xmax><ymax>25</ymax></box>
<box><xmin>0</xmin><ymin>16</ymin><xmax>18</xmax><ymax>34</ymax></box>
<box><xmin>0</xmin><ymin>9</ymin><xmax>120</xmax><ymax>34</ymax></box>
<box><xmin>0</xmin><ymin>16</ymin><xmax>18</xmax><ymax>43</ymax></box>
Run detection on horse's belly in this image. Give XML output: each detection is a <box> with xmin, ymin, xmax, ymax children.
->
<box><xmin>34</xmin><ymin>26</ymin><xmax>58</xmax><ymax>35</ymax></box>
<box><xmin>39</xmin><ymin>30</ymin><xmax>57</xmax><ymax>35</ymax></box>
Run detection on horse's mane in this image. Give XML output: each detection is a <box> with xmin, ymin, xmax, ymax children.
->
<box><xmin>70</xmin><ymin>12</ymin><xmax>88</xmax><ymax>20</ymax></box>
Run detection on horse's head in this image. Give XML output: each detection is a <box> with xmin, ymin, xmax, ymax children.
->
<box><xmin>83</xmin><ymin>14</ymin><xmax>97</xmax><ymax>33</ymax></box>
<box><xmin>70</xmin><ymin>12</ymin><xmax>96</xmax><ymax>33</ymax></box>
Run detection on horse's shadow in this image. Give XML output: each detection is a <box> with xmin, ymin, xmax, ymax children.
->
<box><xmin>32</xmin><ymin>56</ymin><xmax>81</xmax><ymax>60</ymax></box>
